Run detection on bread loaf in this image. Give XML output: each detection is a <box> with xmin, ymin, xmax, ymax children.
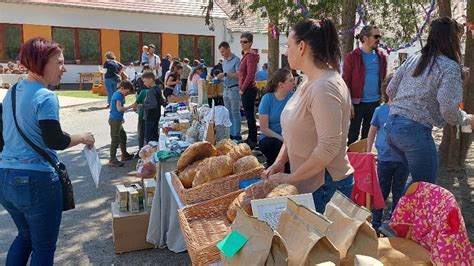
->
<box><xmin>216</xmin><ymin>139</ymin><xmax>238</xmax><ymax>156</ymax></box>
<box><xmin>227</xmin><ymin>181</ymin><xmax>279</xmax><ymax>222</ymax></box>
<box><xmin>192</xmin><ymin>155</ymin><xmax>234</xmax><ymax>187</ymax></box>
<box><xmin>228</xmin><ymin>143</ymin><xmax>253</xmax><ymax>161</ymax></box>
<box><xmin>266</xmin><ymin>184</ymin><xmax>299</xmax><ymax>198</ymax></box>
<box><xmin>233</xmin><ymin>155</ymin><xmax>261</xmax><ymax>174</ymax></box>
<box><xmin>178</xmin><ymin>159</ymin><xmax>204</xmax><ymax>189</ymax></box>
<box><xmin>177</xmin><ymin>141</ymin><xmax>217</xmax><ymax>171</ymax></box>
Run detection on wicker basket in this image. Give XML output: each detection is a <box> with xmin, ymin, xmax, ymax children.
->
<box><xmin>178</xmin><ymin>189</ymin><xmax>243</xmax><ymax>265</ymax></box>
<box><xmin>171</xmin><ymin>166</ymin><xmax>264</xmax><ymax>205</ymax></box>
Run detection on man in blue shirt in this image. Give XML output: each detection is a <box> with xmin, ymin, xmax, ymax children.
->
<box><xmin>255</xmin><ymin>63</ymin><xmax>268</xmax><ymax>81</ymax></box>
<box><xmin>108</xmin><ymin>81</ymin><xmax>137</xmax><ymax>167</ymax></box>
<box><xmin>216</xmin><ymin>41</ymin><xmax>242</xmax><ymax>141</ymax></box>
<box><xmin>342</xmin><ymin>25</ymin><xmax>387</xmax><ymax>145</ymax></box>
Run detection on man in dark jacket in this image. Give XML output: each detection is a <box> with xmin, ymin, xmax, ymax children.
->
<box><xmin>160</xmin><ymin>54</ymin><xmax>171</xmax><ymax>81</ymax></box>
<box><xmin>343</xmin><ymin>25</ymin><xmax>387</xmax><ymax>145</ymax></box>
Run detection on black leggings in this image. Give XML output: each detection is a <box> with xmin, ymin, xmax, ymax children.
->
<box><xmin>259</xmin><ymin>137</ymin><xmax>290</xmax><ymax>173</ymax></box>
<box><xmin>242</xmin><ymin>87</ymin><xmax>258</xmax><ymax>142</ymax></box>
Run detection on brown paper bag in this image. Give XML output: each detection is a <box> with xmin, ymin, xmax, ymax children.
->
<box><xmin>377</xmin><ymin>237</ymin><xmax>432</xmax><ymax>266</ymax></box>
<box><xmin>221</xmin><ymin>208</ymin><xmax>274</xmax><ymax>265</ymax></box>
<box><xmin>265</xmin><ymin>232</ymin><xmax>289</xmax><ymax>266</ymax></box>
<box><xmin>278</xmin><ymin>200</ymin><xmax>340</xmax><ymax>266</ymax></box>
<box><xmin>324</xmin><ymin>191</ymin><xmax>378</xmax><ymax>266</ymax></box>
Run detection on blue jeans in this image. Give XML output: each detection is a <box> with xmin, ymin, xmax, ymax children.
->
<box><xmin>371</xmin><ymin>160</ymin><xmax>409</xmax><ymax>229</ymax></box>
<box><xmin>223</xmin><ymin>86</ymin><xmax>241</xmax><ymax>139</ymax></box>
<box><xmin>145</xmin><ymin>119</ymin><xmax>159</xmax><ymax>143</ymax></box>
<box><xmin>385</xmin><ymin>115</ymin><xmax>438</xmax><ymax>184</ymax></box>
<box><xmin>312</xmin><ymin>171</ymin><xmax>354</xmax><ymax>214</ymax></box>
<box><xmin>0</xmin><ymin>168</ymin><xmax>63</xmax><ymax>266</ymax></box>
<box><xmin>105</xmin><ymin>78</ymin><xmax>118</xmax><ymax>105</ymax></box>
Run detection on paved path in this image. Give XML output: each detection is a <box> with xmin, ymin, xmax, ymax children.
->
<box><xmin>0</xmin><ymin>101</ymin><xmax>191</xmax><ymax>265</ymax></box>
<box><xmin>0</xmin><ymin>88</ymin><xmax>103</xmax><ymax>108</ymax></box>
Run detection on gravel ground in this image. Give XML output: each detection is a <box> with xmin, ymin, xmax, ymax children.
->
<box><xmin>0</xmin><ymin>101</ymin><xmax>191</xmax><ymax>265</ymax></box>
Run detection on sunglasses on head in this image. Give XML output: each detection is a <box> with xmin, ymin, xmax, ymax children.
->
<box><xmin>240</xmin><ymin>40</ymin><xmax>250</xmax><ymax>44</ymax></box>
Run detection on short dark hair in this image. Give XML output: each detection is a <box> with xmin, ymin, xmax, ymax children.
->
<box><xmin>292</xmin><ymin>18</ymin><xmax>341</xmax><ymax>72</ymax></box>
<box><xmin>141</xmin><ymin>71</ymin><xmax>155</xmax><ymax>80</ymax></box>
<box><xmin>19</xmin><ymin>37</ymin><xmax>62</xmax><ymax>76</ymax></box>
<box><xmin>240</xmin><ymin>32</ymin><xmax>253</xmax><ymax>43</ymax></box>
<box><xmin>119</xmin><ymin>80</ymin><xmax>134</xmax><ymax>92</ymax></box>
<box><xmin>218</xmin><ymin>41</ymin><xmax>230</xmax><ymax>49</ymax></box>
<box><xmin>356</xmin><ymin>25</ymin><xmax>379</xmax><ymax>43</ymax></box>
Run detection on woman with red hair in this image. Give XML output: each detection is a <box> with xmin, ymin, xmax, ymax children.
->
<box><xmin>0</xmin><ymin>37</ymin><xmax>94</xmax><ymax>265</ymax></box>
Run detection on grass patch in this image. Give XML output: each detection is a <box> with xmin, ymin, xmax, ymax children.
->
<box><xmin>55</xmin><ymin>90</ymin><xmax>107</xmax><ymax>99</ymax></box>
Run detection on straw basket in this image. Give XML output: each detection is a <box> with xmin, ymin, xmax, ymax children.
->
<box><xmin>178</xmin><ymin>189</ymin><xmax>243</xmax><ymax>265</ymax></box>
<box><xmin>171</xmin><ymin>166</ymin><xmax>264</xmax><ymax>205</ymax></box>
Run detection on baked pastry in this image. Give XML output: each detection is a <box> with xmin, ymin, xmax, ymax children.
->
<box><xmin>227</xmin><ymin>181</ymin><xmax>279</xmax><ymax>222</ymax></box>
<box><xmin>192</xmin><ymin>155</ymin><xmax>234</xmax><ymax>187</ymax></box>
<box><xmin>266</xmin><ymin>184</ymin><xmax>299</xmax><ymax>198</ymax></box>
<box><xmin>228</xmin><ymin>143</ymin><xmax>253</xmax><ymax>161</ymax></box>
<box><xmin>178</xmin><ymin>159</ymin><xmax>204</xmax><ymax>189</ymax></box>
<box><xmin>233</xmin><ymin>155</ymin><xmax>261</xmax><ymax>174</ymax></box>
<box><xmin>177</xmin><ymin>141</ymin><xmax>217</xmax><ymax>172</ymax></box>
<box><xmin>216</xmin><ymin>139</ymin><xmax>238</xmax><ymax>156</ymax></box>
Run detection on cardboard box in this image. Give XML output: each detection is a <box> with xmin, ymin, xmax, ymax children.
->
<box><xmin>111</xmin><ymin>202</ymin><xmax>154</xmax><ymax>253</ymax></box>
<box><xmin>143</xmin><ymin>179</ymin><xmax>157</xmax><ymax>210</ymax></box>
<box><xmin>127</xmin><ymin>187</ymin><xmax>140</xmax><ymax>214</ymax></box>
<box><xmin>115</xmin><ymin>184</ymin><xmax>128</xmax><ymax>212</ymax></box>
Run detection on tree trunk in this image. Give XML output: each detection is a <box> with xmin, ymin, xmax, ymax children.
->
<box><xmin>341</xmin><ymin>0</ymin><xmax>357</xmax><ymax>57</ymax></box>
<box><xmin>437</xmin><ymin>0</ymin><xmax>452</xmax><ymax>18</ymax></box>
<box><xmin>438</xmin><ymin>0</ymin><xmax>471</xmax><ymax>168</ymax></box>
<box><xmin>267</xmin><ymin>15</ymin><xmax>280</xmax><ymax>79</ymax></box>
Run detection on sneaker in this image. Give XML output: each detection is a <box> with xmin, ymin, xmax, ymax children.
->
<box><xmin>108</xmin><ymin>160</ymin><xmax>124</xmax><ymax>167</ymax></box>
<box><xmin>121</xmin><ymin>153</ymin><xmax>134</xmax><ymax>161</ymax></box>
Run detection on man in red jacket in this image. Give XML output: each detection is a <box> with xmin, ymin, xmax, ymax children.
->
<box><xmin>239</xmin><ymin>32</ymin><xmax>259</xmax><ymax>149</ymax></box>
<box><xmin>343</xmin><ymin>25</ymin><xmax>387</xmax><ymax>145</ymax></box>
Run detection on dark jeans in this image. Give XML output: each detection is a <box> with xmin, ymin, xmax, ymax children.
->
<box><xmin>385</xmin><ymin>115</ymin><xmax>438</xmax><ymax>184</ymax></box>
<box><xmin>0</xmin><ymin>168</ymin><xmax>62</xmax><ymax>266</ymax></box>
<box><xmin>145</xmin><ymin>119</ymin><xmax>159</xmax><ymax>143</ymax></box>
<box><xmin>109</xmin><ymin>119</ymin><xmax>127</xmax><ymax>160</ymax></box>
<box><xmin>242</xmin><ymin>87</ymin><xmax>258</xmax><ymax>142</ymax></box>
<box><xmin>312</xmin><ymin>171</ymin><xmax>354</xmax><ymax>214</ymax></box>
<box><xmin>104</xmin><ymin>78</ymin><xmax>118</xmax><ymax>105</ymax></box>
<box><xmin>348</xmin><ymin>101</ymin><xmax>380</xmax><ymax>145</ymax></box>
<box><xmin>180</xmin><ymin>78</ymin><xmax>188</xmax><ymax>92</ymax></box>
<box><xmin>137</xmin><ymin>118</ymin><xmax>145</xmax><ymax>150</ymax></box>
<box><xmin>258</xmin><ymin>137</ymin><xmax>290</xmax><ymax>173</ymax></box>
<box><xmin>371</xmin><ymin>160</ymin><xmax>409</xmax><ymax>229</ymax></box>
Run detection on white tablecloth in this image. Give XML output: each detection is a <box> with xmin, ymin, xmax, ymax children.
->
<box><xmin>146</xmin><ymin>159</ymin><xmax>187</xmax><ymax>253</ymax></box>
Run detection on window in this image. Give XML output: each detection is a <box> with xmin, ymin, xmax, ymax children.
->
<box><xmin>52</xmin><ymin>27</ymin><xmax>100</xmax><ymax>64</ymax></box>
<box><xmin>120</xmin><ymin>31</ymin><xmax>161</xmax><ymax>65</ymax></box>
<box><xmin>0</xmin><ymin>24</ymin><xmax>23</xmax><ymax>62</ymax></box>
<box><xmin>179</xmin><ymin>35</ymin><xmax>214</xmax><ymax>65</ymax></box>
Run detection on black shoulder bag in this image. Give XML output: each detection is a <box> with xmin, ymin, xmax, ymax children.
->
<box><xmin>11</xmin><ymin>84</ymin><xmax>75</xmax><ymax>211</ymax></box>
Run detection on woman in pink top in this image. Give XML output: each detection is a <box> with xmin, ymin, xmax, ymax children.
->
<box><xmin>262</xmin><ymin>18</ymin><xmax>354</xmax><ymax>213</ymax></box>
<box><xmin>239</xmin><ymin>32</ymin><xmax>259</xmax><ymax>149</ymax></box>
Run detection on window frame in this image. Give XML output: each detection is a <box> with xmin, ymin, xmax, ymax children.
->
<box><xmin>0</xmin><ymin>23</ymin><xmax>23</xmax><ymax>63</ymax></box>
<box><xmin>51</xmin><ymin>26</ymin><xmax>101</xmax><ymax>65</ymax></box>
<box><xmin>178</xmin><ymin>34</ymin><xmax>214</xmax><ymax>65</ymax></box>
<box><xmin>119</xmin><ymin>30</ymin><xmax>162</xmax><ymax>64</ymax></box>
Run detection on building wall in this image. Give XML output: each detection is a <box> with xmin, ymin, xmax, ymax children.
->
<box><xmin>0</xmin><ymin>2</ymin><xmax>226</xmax><ymax>84</ymax></box>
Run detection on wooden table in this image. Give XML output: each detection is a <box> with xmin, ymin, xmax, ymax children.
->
<box><xmin>78</xmin><ymin>72</ymin><xmax>103</xmax><ymax>90</ymax></box>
